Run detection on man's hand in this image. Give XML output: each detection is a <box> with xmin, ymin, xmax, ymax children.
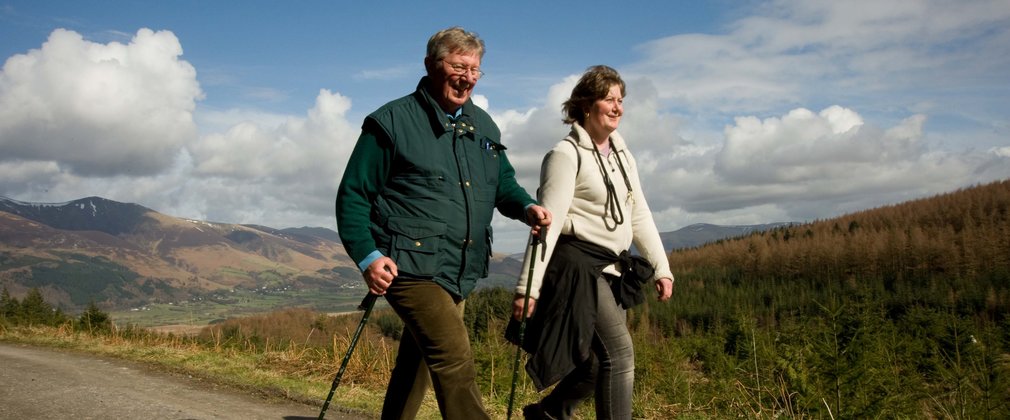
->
<box><xmin>512</xmin><ymin>293</ymin><xmax>537</xmax><ymax>321</ymax></box>
<box><xmin>364</xmin><ymin>256</ymin><xmax>398</xmax><ymax>295</ymax></box>
<box><xmin>525</xmin><ymin>205</ymin><xmax>552</xmax><ymax>237</ymax></box>
<box><xmin>655</xmin><ymin>277</ymin><xmax>673</xmax><ymax>301</ymax></box>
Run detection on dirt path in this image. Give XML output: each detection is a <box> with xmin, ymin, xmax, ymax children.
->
<box><xmin>0</xmin><ymin>342</ymin><xmax>370</xmax><ymax>420</ymax></box>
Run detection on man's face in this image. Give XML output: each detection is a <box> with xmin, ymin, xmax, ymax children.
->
<box><xmin>426</xmin><ymin>51</ymin><xmax>482</xmax><ymax>113</ymax></box>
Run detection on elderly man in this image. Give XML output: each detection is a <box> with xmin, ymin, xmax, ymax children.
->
<box><xmin>335</xmin><ymin>26</ymin><xmax>551</xmax><ymax>419</ymax></box>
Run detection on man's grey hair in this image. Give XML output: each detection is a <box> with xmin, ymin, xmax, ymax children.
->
<box><xmin>426</xmin><ymin>27</ymin><xmax>485</xmax><ymax>61</ymax></box>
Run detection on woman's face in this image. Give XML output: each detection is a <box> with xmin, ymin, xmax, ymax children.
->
<box><xmin>584</xmin><ymin>84</ymin><xmax>623</xmax><ymax>139</ymax></box>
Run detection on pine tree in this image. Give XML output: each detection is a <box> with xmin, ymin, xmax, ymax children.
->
<box><xmin>19</xmin><ymin>288</ymin><xmax>54</xmax><ymax>326</ymax></box>
<box><xmin>1</xmin><ymin>287</ymin><xmax>19</xmax><ymax>323</ymax></box>
<box><xmin>78</xmin><ymin>301</ymin><xmax>112</xmax><ymax>333</ymax></box>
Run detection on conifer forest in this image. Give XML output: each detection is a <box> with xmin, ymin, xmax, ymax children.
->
<box><xmin>650</xmin><ymin>179</ymin><xmax>1010</xmax><ymax>418</ymax></box>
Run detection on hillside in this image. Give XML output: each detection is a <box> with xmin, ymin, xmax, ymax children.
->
<box><xmin>491</xmin><ymin>222</ymin><xmax>794</xmax><ymax>285</ymax></box>
<box><xmin>642</xmin><ymin>179</ymin><xmax>1010</xmax><ymax>418</ymax></box>
<box><xmin>0</xmin><ymin>196</ymin><xmax>801</xmax><ymax>310</ymax></box>
<box><xmin>667</xmin><ymin>179</ymin><xmax>1010</xmax><ymax>285</ymax></box>
<box><xmin>0</xmin><ymin>196</ymin><xmax>358</xmax><ymax>311</ymax></box>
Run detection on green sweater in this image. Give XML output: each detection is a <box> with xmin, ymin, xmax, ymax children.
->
<box><xmin>335</xmin><ymin>77</ymin><xmax>535</xmax><ymax>298</ymax></box>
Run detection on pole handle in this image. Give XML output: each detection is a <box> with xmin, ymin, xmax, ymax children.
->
<box><xmin>358</xmin><ymin>293</ymin><xmax>379</xmax><ymax>311</ymax></box>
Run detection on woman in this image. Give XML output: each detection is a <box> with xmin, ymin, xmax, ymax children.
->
<box><xmin>512</xmin><ymin>65</ymin><xmax>674</xmax><ymax>420</ymax></box>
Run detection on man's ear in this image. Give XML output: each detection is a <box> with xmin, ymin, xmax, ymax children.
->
<box><xmin>423</xmin><ymin>56</ymin><xmax>434</xmax><ymax>75</ymax></box>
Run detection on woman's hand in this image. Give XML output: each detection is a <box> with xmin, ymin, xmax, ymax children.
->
<box><xmin>655</xmin><ymin>277</ymin><xmax>673</xmax><ymax>301</ymax></box>
<box><xmin>512</xmin><ymin>293</ymin><xmax>538</xmax><ymax>321</ymax></box>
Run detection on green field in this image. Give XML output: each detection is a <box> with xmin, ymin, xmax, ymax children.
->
<box><xmin>109</xmin><ymin>272</ymin><xmax>517</xmax><ymax>328</ymax></box>
<box><xmin>109</xmin><ymin>286</ymin><xmax>379</xmax><ymax>327</ymax></box>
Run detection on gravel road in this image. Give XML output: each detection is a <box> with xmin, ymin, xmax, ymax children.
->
<box><xmin>0</xmin><ymin>342</ymin><xmax>369</xmax><ymax>420</ymax></box>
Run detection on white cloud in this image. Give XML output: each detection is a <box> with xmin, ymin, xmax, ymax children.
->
<box><xmin>672</xmin><ymin>106</ymin><xmax>1005</xmax><ymax>222</ymax></box>
<box><xmin>626</xmin><ymin>0</ymin><xmax>1010</xmax><ymax>128</ymax></box>
<box><xmin>0</xmin><ymin>28</ymin><xmax>202</xmax><ymax>176</ymax></box>
<box><xmin>179</xmin><ymin>88</ymin><xmax>359</xmax><ymax>227</ymax></box>
<box><xmin>470</xmin><ymin>94</ymin><xmax>489</xmax><ymax>112</ymax></box>
<box><xmin>0</xmin><ymin>28</ymin><xmax>359</xmax><ymax>231</ymax></box>
<box><xmin>488</xmin><ymin>75</ymin><xmax>580</xmax><ymax>193</ymax></box>
<box><xmin>196</xmin><ymin>107</ymin><xmax>292</xmax><ymax>134</ymax></box>
<box><xmin>189</xmin><ymin>88</ymin><xmax>355</xmax><ymax>180</ymax></box>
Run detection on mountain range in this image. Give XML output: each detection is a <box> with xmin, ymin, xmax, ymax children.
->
<box><xmin>658</xmin><ymin>222</ymin><xmax>795</xmax><ymax>251</ymax></box>
<box><xmin>0</xmin><ymin>196</ymin><xmax>789</xmax><ymax>311</ymax></box>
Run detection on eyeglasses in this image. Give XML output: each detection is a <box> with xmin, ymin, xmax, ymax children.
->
<box><xmin>442</xmin><ymin>61</ymin><xmax>484</xmax><ymax>79</ymax></box>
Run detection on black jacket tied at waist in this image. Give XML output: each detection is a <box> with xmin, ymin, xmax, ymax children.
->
<box><xmin>506</xmin><ymin>235</ymin><xmax>655</xmax><ymax>391</ymax></box>
<box><xmin>613</xmin><ymin>249</ymin><xmax>655</xmax><ymax>308</ymax></box>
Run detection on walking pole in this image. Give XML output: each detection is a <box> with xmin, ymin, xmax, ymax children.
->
<box><xmin>318</xmin><ymin>293</ymin><xmax>380</xmax><ymax>420</ymax></box>
<box><xmin>507</xmin><ymin>231</ymin><xmax>546</xmax><ymax>419</ymax></box>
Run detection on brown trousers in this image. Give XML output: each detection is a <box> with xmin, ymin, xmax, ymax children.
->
<box><xmin>380</xmin><ymin>278</ymin><xmax>490</xmax><ymax>420</ymax></box>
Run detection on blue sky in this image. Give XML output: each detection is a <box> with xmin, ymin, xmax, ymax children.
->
<box><xmin>1</xmin><ymin>0</ymin><xmax>1009</xmax><ymax>253</ymax></box>
<box><xmin>1</xmin><ymin>1</ymin><xmax>731</xmax><ymax>118</ymax></box>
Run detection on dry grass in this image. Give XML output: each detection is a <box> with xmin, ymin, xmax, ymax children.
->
<box><xmin>1</xmin><ymin>306</ymin><xmax>698</xmax><ymax>419</ymax></box>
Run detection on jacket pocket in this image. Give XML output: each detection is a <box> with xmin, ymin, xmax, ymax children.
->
<box><xmin>481</xmin><ymin>148</ymin><xmax>501</xmax><ymax>184</ymax></box>
<box><xmin>473</xmin><ymin>138</ymin><xmax>501</xmax><ymax>202</ymax></box>
<box><xmin>387</xmin><ymin>216</ymin><xmax>446</xmax><ymax>277</ymax></box>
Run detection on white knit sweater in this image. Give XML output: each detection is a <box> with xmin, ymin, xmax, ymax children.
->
<box><xmin>515</xmin><ymin>123</ymin><xmax>674</xmax><ymax>299</ymax></box>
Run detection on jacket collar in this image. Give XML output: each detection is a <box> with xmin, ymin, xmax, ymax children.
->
<box><xmin>415</xmin><ymin>76</ymin><xmax>482</xmax><ymax>139</ymax></box>
<box><xmin>567</xmin><ymin>122</ymin><xmax>627</xmax><ymax>153</ymax></box>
